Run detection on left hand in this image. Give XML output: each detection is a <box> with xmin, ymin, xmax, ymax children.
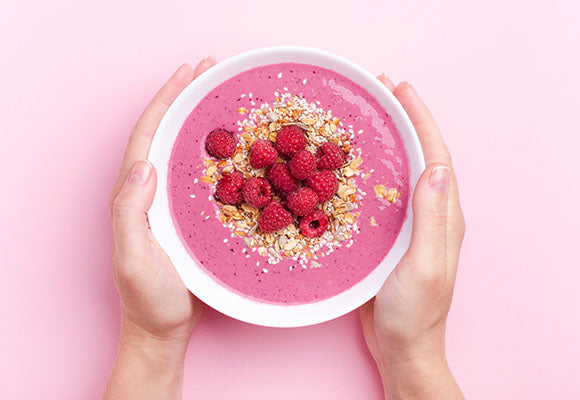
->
<box><xmin>109</xmin><ymin>58</ymin><xmax>216</xmax><ymax>345</ymax></box>
<box><xmin>104</xmin><ymin>59</ymin><xmax>218</xmax><ymax>400</ymax></box>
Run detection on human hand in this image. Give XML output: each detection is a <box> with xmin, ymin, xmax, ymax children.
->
<box><xmin>104</xmin><ymin>58</ymin><xmax>216</xmax><ymax>400</ymax></box>
<box><xmin>360</xmin><ymin>75</ymin><xmax>466</xmax><ymax>399</ymax></box>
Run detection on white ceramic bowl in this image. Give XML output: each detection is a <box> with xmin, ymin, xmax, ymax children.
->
<box><xmin>148</xmin><ymin>46</ymin><xmax>425</xmax><ymax>328</ymax></box>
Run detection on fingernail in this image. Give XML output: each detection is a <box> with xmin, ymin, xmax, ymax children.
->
<box><xmin>405</xmin><ymin>81</ymin><xmax>418</xmax><ymax>94</ymax></box>
<box><xmin>201</xmin><ymin>55</ymin><xmax>217</xmax><ymax>64</ymax></box>
<box><xmin>429</xmin><ymin>166</ymin><xmax>450</xmax><ymax>193</ymax></box>
<box><xmin>128</xmin><ymin>160</ymin><xmax>152</xmax><ymax>185</ymax></box>
<box><xmin>194</xmin><ymin>56</ymin><xmax>215</xmax><ymax>74</ymax></box>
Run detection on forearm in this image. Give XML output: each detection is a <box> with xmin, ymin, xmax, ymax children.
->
<box><xmin>103</xmin><ymin>322</ymin><xmax>188</xmax><ymax>400</ymax></box>
<box><xmin>377</xmin><ymin>345</ymin><xmax>464</xmax><ymax>400</ymax></box>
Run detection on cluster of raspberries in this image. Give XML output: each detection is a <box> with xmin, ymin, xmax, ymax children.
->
<box><xmin>205</xmin><ymin>126</ymin><xmax>346</xmax><ymax>238</ymax></box>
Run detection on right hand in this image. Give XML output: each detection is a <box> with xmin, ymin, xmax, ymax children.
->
<box><xmin>360</xmin><ymin>76</ymin><xmax>466</xmax><ymax>399</ymax></box>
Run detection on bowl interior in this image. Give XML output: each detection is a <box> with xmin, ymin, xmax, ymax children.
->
<box><xmin>148</xmin><ymin>46</ymin><xmax>425</xmax><ymax>327</ymax></box>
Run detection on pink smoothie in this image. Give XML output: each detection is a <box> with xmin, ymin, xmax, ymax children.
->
<box><xmin>169</xmin><ymin>63</ymin><xmax>409</xmax><ymax>304</ymax></box>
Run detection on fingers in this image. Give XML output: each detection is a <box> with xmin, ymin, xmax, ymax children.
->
<box><xmin>377</xmin><ymin>72</ymin><xmax>396</xmax><ymax>92</ymax></box>
<box><xmin>111</xmin><ymin>57</ymin><xmax>218</xmax><ymax>206</ymax></box>
<box><xmin>393</xmin><ymin>81</ymin><xmax>465</xmax><ymax>280</ymax></box>
<box><xmin>406</xmin><ymin>164</ymin><xmax>451</xmax><ymax>275</ymax></box>
<box><xmin>111</xmin><ymin>160</ymin><xmax>157</xmax><ymax>264</ymax></box>
<box><xmin>194</xmin><ymin>56</ymin><xmax>217</xmax><ymax>76</ymax></box>
<box><xmin>394</xmin><ymin>82</ymin><xmax>451</xmax><ymax>168</ymax></box>
<box><xmin>119</xmin><ymin>64</ymin><xmax>195</xmax><ymax>185</ymax></box>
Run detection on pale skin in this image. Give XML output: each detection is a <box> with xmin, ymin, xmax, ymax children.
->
<box><xmin>104</xmin><ymin>59</ymin><xmax>465</xmax><ymax>400</ymax></box>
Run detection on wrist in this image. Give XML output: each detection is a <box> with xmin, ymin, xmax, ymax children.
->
<box><xmin>380</xmin><ymin>350</ymin><xmax>451</xmax><ymax>400</ymax></box>
<box><xmin>120</xmin><ymin>317</ymin><xmax>190</xmax><ymax>366</ymax></box>
<box><xmin>103</xmin><ymin>319</ymin><xmax>189</xmax><ymax>399</ymax></box>
<box><xmin>379</xmin><ymin>333</ymin><xmax>446</xmax><ymax>370</ymax></box>
<box><xmin>375</xmin><ymin>330</ymin><xmax>453</xmax><ymax>400</ymax></box>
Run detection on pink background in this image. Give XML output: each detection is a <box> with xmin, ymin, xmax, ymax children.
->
<box><xmin>1</xmin><ymin>1</ymin><xmax>579</xmax><ymax>399</ymax></box>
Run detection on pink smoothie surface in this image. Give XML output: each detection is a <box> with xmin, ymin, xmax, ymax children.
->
<box><xmin>168</xmin><ymin>63</ymin><xmax>409</xmax><ymax>304</ymax></box>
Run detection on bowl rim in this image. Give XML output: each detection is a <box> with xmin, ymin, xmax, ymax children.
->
<box><xmin>147</xmin><ymin>46</ymin><xmax>425</xmax><ymax>327</ymax></box>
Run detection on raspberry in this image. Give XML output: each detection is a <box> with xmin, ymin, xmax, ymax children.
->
<box><xmin>205</xmin><ymin>129</ymin><xmax>236</xmax><ymax>159</ymax></box>
<box><xmin>315</xmin><ymin>142</ymin><xmax>346</xmax><ymax>170</ymax></box>
<box><xmin>250</xmin><ymin>139</ymin><xmax>278</xmax><ymax>169</ymax></box>
<box><xmin>215</xmin><ymin>171</ymin><xmax>244</xmax><ymax>205</ymax></box>
<box><xmin>305</xmin><ymin>170</ymin><xmax>338</xmax><ymax>202</ymax></box>
<box><xmin>242</xmin><ymin>177</ymin><xmax>273</xmax><ymax>209</ymax></box>
<box><xmin>300</xmin><ymin>210</ymin><xmax>329</xmax><ymax>237</ymax></box>
<box><xmin>266</xmin><ymin>162</ymin><xmax>298</xmax><ymax>196</ymax></box>
<box><xmin>288</xmin><ymin>149</ymin><xmax>316</xmax><ymax>180</ymax></box>
<box><xmin>258</xmin><ymin>201</ymin><xmax>293</xmax><ymax>233</ymax></box>
<box><xmin>286</xmin><ymin>187</ymin><xmax>319</xmax><ymax>216</ymax></box>
<box><xmin>275</xmin><ymin>125</ymin><xmax>306</xmax><ymax>159</ymax></box>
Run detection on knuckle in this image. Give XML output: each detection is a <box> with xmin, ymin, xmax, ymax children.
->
<box><xmin>113</xmin><ymin>263</ymin><xmax>139</xmax><ymax>292</ymax></box>
<box><xmin>111</xmin><ymin>198</ymin><xmax>133</xmax><ymax>222</ymax></box>
<box><xmin>406</xmin><ymin>255</ymin><xmax>447</xmax><ymax>292</ymax></box>
<box><xmin>113</xmin><ymin>245</ymin><xmax>146</xmax><ymax>280</ymax></box>
<box><xmin>418</xmin><ymin>265</ymin><xmax>447</xmax><ymax>293</ymax></box>
<box><xmin>423</xmin><ymin>210</ymin><xmax>447</xmax><ymax>228</ymax></box>
<box><xmin>115</xmin><ymin>260</ymin><xmax>138</xmax><ymax>282</ymax></box>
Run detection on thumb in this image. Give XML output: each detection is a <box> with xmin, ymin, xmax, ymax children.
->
<box><xmin>407</xmin><ymin>164</ymin><xmax>451</xmax><ymax>265</ymax></box>
<box><xmin>111</xmin><ymin>160</ymin><xmax>157</xmax><ymax>256</ymax></box>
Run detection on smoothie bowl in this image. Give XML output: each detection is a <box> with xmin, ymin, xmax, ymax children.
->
<box><xmin>148</xmin><ymin>47</ymin><xmax>424</xmax><ymax>327</ymax></box>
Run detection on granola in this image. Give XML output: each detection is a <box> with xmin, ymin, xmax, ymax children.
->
<box><xmin>200</xmin><ymin>92</ymin><xmax>369</xmax><ymax>267</ymax></box>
